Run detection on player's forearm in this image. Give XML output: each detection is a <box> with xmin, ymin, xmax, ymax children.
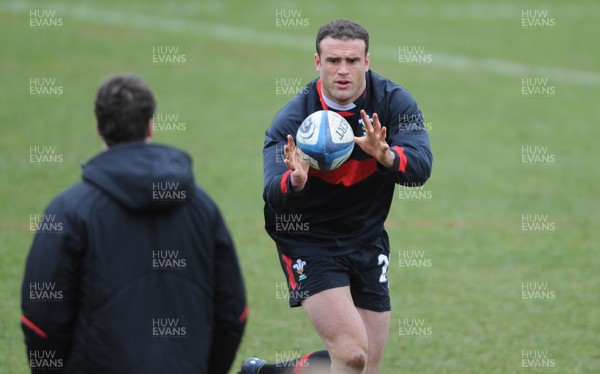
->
<box><xmin>263</xmin><ymin>170</ymin><xmax>310</xmax><ymax>214</ymax></box>
<box><xmin>394</xmin><ymin>144</ymin><xmax>432</xmax><ymax>185</ymax></box>
<box><xmin>264</xmin><ymin>146</ymin><xmax>307</xmax><ymax>210</ymax></box>
<box><xmin>377</xmin><ymin>149</ymin><xmax>396</xmax><ymax>169</ymax></box>
<box><xmin>290</xmin><ymin>172</ymin><xmax>307</xmax><ymax>192</ymax></box>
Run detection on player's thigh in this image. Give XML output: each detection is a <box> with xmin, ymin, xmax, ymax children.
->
<box><xmin>302</xmin><ymin>286</ymin><xmax>368</xmax><ymax>353</ymax></box>
<box><xmin>357</xmin><ymin>308</ymin><xmax>390</xmax><ymax>360</ymax></box>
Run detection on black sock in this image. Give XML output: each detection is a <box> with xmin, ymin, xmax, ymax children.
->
<box><xmin>258</xmin><ymin>350</ymin><xmax>330</xmax><ymax>373</ymax></box>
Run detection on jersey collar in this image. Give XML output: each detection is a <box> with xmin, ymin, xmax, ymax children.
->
<box><xmin>316</xmin><ymin>77</ymin><xmax>368</xmax><ymax>119</ymax></box>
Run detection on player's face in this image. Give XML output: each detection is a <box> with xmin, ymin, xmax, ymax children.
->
<box><xmin>315</xmin><ymin>37</ymin><xmax>370</xmax><ymax>106</ymax></box>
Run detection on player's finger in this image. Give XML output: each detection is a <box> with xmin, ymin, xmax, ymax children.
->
<box><xmin>372</xmin><ymin>113</ymin><xmax>382</xmax><ymax>132</ymax></box>
<box><xmin>286</xmin><ymin>136</ymin><xmax>302</xmax><ymax>165</ymax></box>
<box><xmin>360</xmin><ymin>110</ymin><xmax>373</xmax><ymax>133</ymax></box>
<box><xmin>284</xmin><ymin>157</ymin><xmax>295</xmax><ymax>171</ymax></box>
<box><xmin>287</xmin><ymin>134</ymin><xmax>296</xmax><ymax>150</ymax></box>
<box><xmin>380</xmin><ymin>125</ymin><xmax>387</xmax><ymax>141</ymax></box>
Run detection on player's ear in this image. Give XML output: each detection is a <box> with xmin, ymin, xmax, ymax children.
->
<box><xmin>314</xmin><ymin>53</ymin><xmax>321</xmax><ymax>72</ymax></box>
<box><xmin>145</xmin><ymin>117</ymin><xmax>154</xmax><ymax>142</ymax></box>
<box><xmin>365</xmin><ymin>52</ymin><xmax>370</xmax><ymax>72</ymax></box>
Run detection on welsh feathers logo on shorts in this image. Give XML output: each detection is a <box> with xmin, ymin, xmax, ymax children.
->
<box><xmin>293</xmin><ymin>259</ymin><xmax>307</xmax><ymax>281</ymax></box>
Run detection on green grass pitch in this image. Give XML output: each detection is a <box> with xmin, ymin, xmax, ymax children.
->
<box><xmin>1</xmin><ymin>0</ymin><xmax>599</xmax><ymax>372</ymax></box>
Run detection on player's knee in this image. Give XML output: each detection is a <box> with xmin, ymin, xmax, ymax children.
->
<box><xmin>346</xmin><ymin>351</ymin><xmax>367</xmax><ymax>370</ymax></box>
<box><xmin>334</xmin><ymin>346</ymin><xmax>367</xmax><ymax>371</ymax></box>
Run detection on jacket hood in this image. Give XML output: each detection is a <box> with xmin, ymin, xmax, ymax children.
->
<box><xmin>82</xmin><ymin>142</ymin><xmax>194</xmax><ymax>212</ymax></box>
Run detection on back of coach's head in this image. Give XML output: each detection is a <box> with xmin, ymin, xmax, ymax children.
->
<box><xmin>94</xmin><ymin>74</ymin><xmax>156</xmax><ymax>147</ymax></box>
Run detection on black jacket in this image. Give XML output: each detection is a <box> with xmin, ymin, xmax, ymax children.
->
<box><xmin>263</xmin><ymin>71</ymin><xmax>433</xmax><ymax>256</ymax></box>
<box><xmin>21</xmin><ymin>142</ymin><xmax>246</xmax><ymax>373</ymax></box>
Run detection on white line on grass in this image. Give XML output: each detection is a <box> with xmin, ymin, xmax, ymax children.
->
<box><xmin>398</xmin><ymin>3</ymin><xmax>600</xmax><ymax>21</ymax></box>
<box><xmin>3</xmin><ymin>1</ymin><xmax>599</xmax><ymax>87</ymax></box>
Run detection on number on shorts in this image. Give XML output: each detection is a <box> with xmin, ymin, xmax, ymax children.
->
<box><xmin>378</xmin><ymin>254</ymin><xmax>389</xmax><ymax>283</ymax></box>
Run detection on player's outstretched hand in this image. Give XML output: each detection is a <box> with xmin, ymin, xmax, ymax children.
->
<box><xmin>355</xmin><ymin>110</ymin><xmax>395</xmax><ymax>169</ymax></box>
<box><xmin>284</xmin><ymin>134</ymin><xmax>309</xmax><ymax>192</ymax></box>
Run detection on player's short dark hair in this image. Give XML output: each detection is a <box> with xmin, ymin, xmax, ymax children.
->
<box><xmin>316</xmin><ymin>19</ymin><xmax>369</xmax><ymax>56</ymax></box>
<box><xmin>94</xmin><ymin>74</ymin><xmax>156</xmax><ymax>146</ymax></box>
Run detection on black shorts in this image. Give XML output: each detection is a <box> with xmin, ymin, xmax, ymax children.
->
<box><xmin>277</xmin><ymin>233</ymin><xmax>391</xmax><ymax>312</ymax></box>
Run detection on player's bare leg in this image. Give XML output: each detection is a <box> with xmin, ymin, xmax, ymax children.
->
<box><xmin>302</xmin><ymin>287</ymin><xmax>368</xmax><ymax>374</ymax></box>
<box><xmin>357</xmin><ymin>308</ymin><xmax>390</xmax><ymax>374</ymax></box>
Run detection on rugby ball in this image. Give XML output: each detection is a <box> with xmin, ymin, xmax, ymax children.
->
<box><xmin>296</xmin><ymin>110</ymin><xmax>354</xmax><ymax>171</ymax></box>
